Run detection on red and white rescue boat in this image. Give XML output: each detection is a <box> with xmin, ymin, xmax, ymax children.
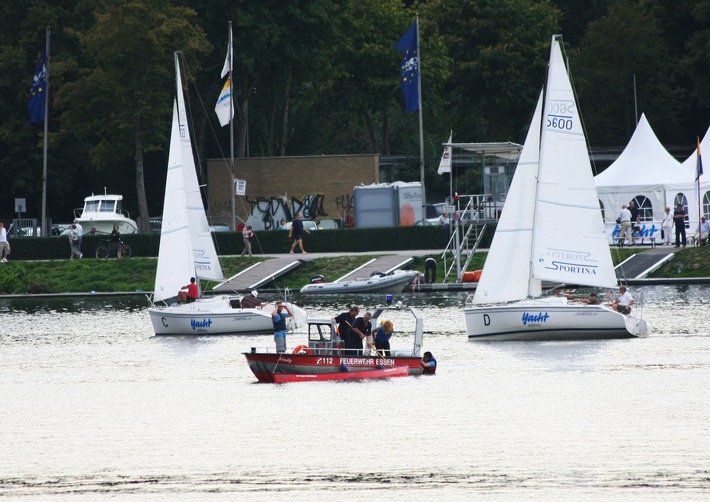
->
<box><xmin>244</xmin><ymin>306</ymin><xmax>431</xmax><ymax>383</ymax></box>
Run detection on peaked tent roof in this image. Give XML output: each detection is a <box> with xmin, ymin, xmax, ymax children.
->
<box><xmin>680</xmin><ymin>124</ymin><xmax>710</xmax><ymax>189</ymax></box>
<box><xmin>594</xmin><ymin>114</ymin><xmax>690</xmax><ymax>192</ymax></box>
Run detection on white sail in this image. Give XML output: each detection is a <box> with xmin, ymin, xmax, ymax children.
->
<box><xmin>174</xmin><ymin>54</ymin><xmax>224</xmax><ymax>284</ymax></box>
<box><xmin>530</xmin><ymin>37</ymin><xmax>617</xmax><ymax>288</ymax></box>
<box><xmin>153</xmin><ymin>103</ymin><xmax>193</xmax><ymax>303</ymax></box>
<box><xmin>472</xmin><ymin>92</ymin><xmax>543</xmax><ymax>304</ymax></box>
<box><xmin>153</xmin><ymin>55</ymin><xmax>224</xmax><ymax>303</ymax></box>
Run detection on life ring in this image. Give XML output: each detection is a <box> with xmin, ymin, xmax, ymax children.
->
<box><xmin>293</xmin><ymin>345</ymin><xmax>313</xmax><ymax>355</ymax></box>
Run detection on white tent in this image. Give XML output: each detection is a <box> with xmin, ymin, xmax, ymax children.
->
<box><xmin>594</xmin><ymin>114</ymin><xmax>695</xmax><ymax>224</ymax></box>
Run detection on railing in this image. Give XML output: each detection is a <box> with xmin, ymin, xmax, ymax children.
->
<box><xmin>441</xmin><ymin>194</ymin><xmax>499</xmax><ymax>282</ymax></box>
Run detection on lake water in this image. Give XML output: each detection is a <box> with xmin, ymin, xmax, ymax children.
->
<box><xmin>1</xmin><ymin>286</ymin><xmax>708</xmax><ymax>501</ymax></box>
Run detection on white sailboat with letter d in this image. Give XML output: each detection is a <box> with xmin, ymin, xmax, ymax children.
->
<box><xmin>147</xmin><ymin>52</ymin><xmax>306</xmax><ymax>336</ymax></box>
<box><xmin>464</xmin><ymin>36</ymin><xmax>650</xmax><ymax>341</ymax></box>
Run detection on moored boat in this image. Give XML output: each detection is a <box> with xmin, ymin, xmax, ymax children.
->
<box><xmin>299</xmin><ymin>270</ymin><xmax>418</xmax><ymax>295</ymax></box>
<box><xmin>73</xmin><ymin>192</ymin><xmax>138</xmax><ymax>235</ymax></box>
<box><xmin>244</xmin><ymin>306</ymin><xmax>430</xmax><ymax>383</ymax></box>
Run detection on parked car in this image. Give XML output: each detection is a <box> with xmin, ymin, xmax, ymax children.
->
<box><xmin>316</xmin><ymin>219</ymin><xmax>339</xmax><ymax>230</ymax></box>
<box><xmin>282</xmin><ymin>220</ymin><xmax>319</xmax><ymax>232</ymax></box>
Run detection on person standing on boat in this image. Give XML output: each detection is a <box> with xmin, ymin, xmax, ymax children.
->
<box><xmin>661</xmin><ymin>207</ymin><xmax>673</xmax><ymax>245</ymax></box>
<box><xmin>610</xmin><ymin>286</ymin><xmax>634</xmax><ymax>315</ymax></box>
<box><xmin>241</xmin><ymin>225</ymin><xmax>254</xmax><ymax>257</ymax></box>
<box><xmin>373</xmin><ymin>320</ymin><xmax>394</xmax><ymax>356</ymax></box>
<box><xmin>289</xmin><ymin>213</ymin><xmax>310</xmax><ymax>254</ymax></box>
<box><xmin>673</xmin><ymin>204</ymin><xmax>687</xmax><ymax>247</ymax></box>
<box><xmin>0</xmin><ymin>222</ymin><xmax>11</xmax><ymax>263</ymax></box>
<box><xmin>272</xmin><ymin>302</ymin><xmax>293</xmax><ymax>353</ymax></box>
<box><xmin>421</xmin><ymin>352</ymin><xmax>437</xmax><ymax>374</ymax></box>
<box><xmin>617</xmin><ymin>205</ymin><xmax>632</xmax><ymax>246</ymax></box>
<box><xmin>334</xmin><ymin>305</ymin><xmax>359</xmax><ymax>342</ymax></box>
<box><xmin>345</xmin><ymin>311</ymin><xmax>373</xmax><ymax>355</ymax></box>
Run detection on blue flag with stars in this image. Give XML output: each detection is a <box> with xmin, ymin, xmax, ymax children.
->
<box><xmin>28</xmin><ymin>48</ymin><xmax>47</xmax><ymax>124</ymax></box>
<box><xmin>395</xmin><ymin>21</ymin><xmax>419</xmax><ymax>113</ymax></box>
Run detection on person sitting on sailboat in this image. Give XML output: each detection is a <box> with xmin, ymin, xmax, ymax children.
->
<box><xmin>609</xmin><ymin>286</ymin><xmax>634</xmax><ymax>315</ymax></box>
<box><xmin>177</xmin><ymin>277</ymin><xmax>198</xmax><ymax>304</ymax></box>
<box><xmin>241</xmin><ymin>290</ymin><xmax>262</xmax><ymax>309</ymax></box>
<box><xmin>566</xmin><ymin>292</ymin><xmax>600</xmax><ymax>305</ymax></box>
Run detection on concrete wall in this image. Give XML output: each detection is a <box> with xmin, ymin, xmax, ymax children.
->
<box><xmin>206</xmin><ymin>154</ymin><xmax>379</xmax><ymax>230</ymax></box>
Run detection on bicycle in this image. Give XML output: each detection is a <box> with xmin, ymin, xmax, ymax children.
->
<box><xmin>95</xmin><ymin>238</ymin><xmax>132</xmax><ymax>259</ymax></box>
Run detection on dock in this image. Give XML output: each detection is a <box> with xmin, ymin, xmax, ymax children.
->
<box><xmin>615</xmin><ymin>246</ymin><xmax>675</xmax><ymax>279</ymax></box>
<box><xmin>212</xmin><ymin>258</ymin><xmax>303</xmax><ymax>292</ymax></box>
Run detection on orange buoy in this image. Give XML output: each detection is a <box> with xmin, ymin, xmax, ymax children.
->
<box><xmin>292</xmin><ymin>345</ymin><xmax>313</xmax><ymax>355</ymax></box>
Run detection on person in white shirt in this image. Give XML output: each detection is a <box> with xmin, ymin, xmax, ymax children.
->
<box><xmin>0</xmin><ymin>222</ymin><xmax>10</xmax><ymax>262</ymax></box>
<box><xmin>73</xmin><ymin>219</ymin><xmax>83</xmax><ymax>258</ymax></box>
<box><xmin>692</xmin><ymin>216</ymin><xmax>710</xmax><ymax>246</ymax></box>
<box><xmin>617</xmin><ymin>205</ymin><xmax>633</xmax><ymax>246</ymax></box>
<box><xmin>610</xmin><ymin>286</ymin><xmax>634</xmax><ymax>315</ymax></box>
<box><xmin>661</xmin><ymin>207</ymin><xmax>673</xmax><ymax>245</ymax></box>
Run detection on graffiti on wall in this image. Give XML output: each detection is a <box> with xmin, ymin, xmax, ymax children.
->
<box><xmin>335</xmin><ymin>193</ymin><xmax>355</xmax><ymax>228</ymax></box>
<box><xmin>244</xmin><ymin>193</ymin><xmax>327</xmax><ymax>230</ymax></box>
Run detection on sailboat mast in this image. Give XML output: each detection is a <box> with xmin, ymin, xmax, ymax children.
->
<box><xmin>527</xmin><ymin>35</ymin><xmax>557</xmax><ymax>298</ymax></box>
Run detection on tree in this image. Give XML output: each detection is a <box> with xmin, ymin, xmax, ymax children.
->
<box><xmin>55</xmin><ymin>0</ymin><xmax>210</xmax><ymax>231</ymax></box>
<box><xmin>574</xmin><ymin>0</ymin><xmax>683</xmax><ymax>145</ymax></box>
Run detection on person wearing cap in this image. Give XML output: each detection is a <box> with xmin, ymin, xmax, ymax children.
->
<box><xmin>73</xmin><ymin>219</ymin><xmax>83</xmax><ymax>258</ymax></box>
<box><xmin>241</xmin><ymin>290</ymin><xmax>261</xmax><ymax>309</ymax></box>
<box><xmin>272</xmin><ymin>302</ymin><xmax>293</xmax><ymax>353</ymax></box>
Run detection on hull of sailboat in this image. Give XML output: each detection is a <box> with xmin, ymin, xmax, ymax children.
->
<box><xmin>300</xmin><ymin>271</ymin><xmax>418</xmax><ymax>295</ymax></box>
<box><xmin>465</xmin><ymin>301</ymin><xmax>650</xmax><ymax>341</ymax></box>
<box><xmin>148</xmin><ymin>296</ymin><xmax>306</xmax><ymax>336</ymax></box>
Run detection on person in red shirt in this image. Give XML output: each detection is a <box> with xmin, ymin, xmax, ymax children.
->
<box><xmin>177</xmin><ymin>277</ymin><xmax>199</xmax><ymax>303</ymax></box>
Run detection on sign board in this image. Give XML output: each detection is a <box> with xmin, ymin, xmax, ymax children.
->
<box><xmin>15</xmin><ymin>198</ymin><xmax>26</xmax><ymax>213</ymax></box>
<box><xmin>443</xmin><ymin>205</ymin><xmax>456</xmax><ymax>214</ymax></box>
<box><xmin>235</xmin><ymin>179</ymin><xmax>246</xmax><ymax>196</ymax></box>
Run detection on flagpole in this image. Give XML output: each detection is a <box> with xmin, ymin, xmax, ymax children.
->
<box><xmin>415</xmin><ymin>15</ymin><xmax>426</xmax><ymax>221</ymax></box>
<box><xmin>227</xmin><ymin>22</ymin><xmax>236</xmax><ymax>232</ymax></box>
<box><xmin>40</xmin><ymin>26</ymin><xmax>50</xmax><ymax>237</ymax></box>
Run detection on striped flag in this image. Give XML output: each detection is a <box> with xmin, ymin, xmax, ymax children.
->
<box><xmin>696</xmin><ymin>136</ymin><xmax>704</xmax><ymax>181</ymax></box>
<box><xmin>214</xmin><ymin>78</ymin><xmax>233</xmax><ymax>127</ymax></box>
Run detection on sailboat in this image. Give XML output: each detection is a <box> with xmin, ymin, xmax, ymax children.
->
<box><xmin>148</xmin><ymin>52</ymin><xmax>306</xmax><ymax>336</ymax></box>
<box><xmin>464</xmin><ymin>36</ymin><xmax>650</xmax><ymax>341</ymax></box>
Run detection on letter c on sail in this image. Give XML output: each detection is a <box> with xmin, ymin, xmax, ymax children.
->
<box><xmin>483</xmin><ymin>314</ymin><xmax>491</xmax><ymax>326</ymax></box>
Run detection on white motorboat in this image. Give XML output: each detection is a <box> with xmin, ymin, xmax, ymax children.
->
<box><xmin>73</xmin><ymin>192</ymin><xmax>138</xmax><ymax>235</ymax></box>
<box><xmin>148</xmin><ymin>52</ymin><xmax>306</xmax><ymax>336</ymax></box>
<box><xmin>299</xmin><ymin>270</ymin><xmax>418</xmax><ymax>295</ymax></box>
<box><xmin>464</xmin><ymin>35</ymin><xmax>650</xmax><ymax>341</ymax></box>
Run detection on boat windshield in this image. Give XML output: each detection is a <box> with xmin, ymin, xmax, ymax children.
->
<box><xmin>84</xmin><ymin>200</ymin><xmax>99</xmax><ymax>212</ymax></box>
<box><xmin>99</xmin><ymin>200</ymin><xmax>117</xmax><ymax>213</ymax></box>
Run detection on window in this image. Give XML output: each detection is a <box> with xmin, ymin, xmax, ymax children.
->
<box><xmin>632</xmin><ymin>195</ymin><xmax>653</xmax><ymax>222</ymax></box>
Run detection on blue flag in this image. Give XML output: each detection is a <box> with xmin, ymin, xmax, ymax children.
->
<box><xmin>395</xmin><ymin>21</ymin><xmax>419</xmax><ymax>113</ymax></box>
<box><xmin>28</xmin><ymin>48</ymin><xmax>47</xmax><ymax>124</ymax></box>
